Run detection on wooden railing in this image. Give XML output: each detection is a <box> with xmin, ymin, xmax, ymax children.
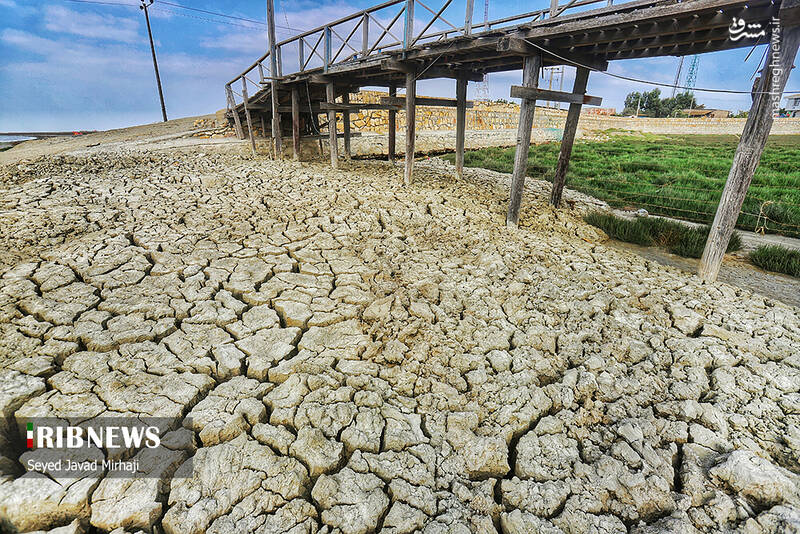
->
<box><xmin>225</xmin><ymin>0</ymin><xmax>620</xmax><ymax>113</ymax></box>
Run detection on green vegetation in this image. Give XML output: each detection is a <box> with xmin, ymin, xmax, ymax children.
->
<box><xmin>443</xmin><ymin>135</ymin><xmax>800</xmax><ymax>237</ymax></box>
<box><xmin>622</xmin><ymin>89</ymin><xmax>698</xmax><ymax>117</ymax></box>
<box><xmin>583</xmin><ymin>212</ymin><xmax>742</xmax><ymax>258</ymax></box>
<box><xmin>750</xmin><ymin>245</ymin><xmax>800</xmax><ymax>278</ymax></box>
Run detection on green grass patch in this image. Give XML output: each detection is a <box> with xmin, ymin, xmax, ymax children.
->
<box><xmin>584</xmin><ymin>212</ymin><xmax>742</xmax><ymax>258</ymax></box>
<box><xmin>444</xmin><ymin>134</ymin><xmax>800</xmax><ymax>237</ymax></box>
<box><xmin>750</xmin><ymin>245</ymin><xmax>800</xmax><ymax>277</ymax></box>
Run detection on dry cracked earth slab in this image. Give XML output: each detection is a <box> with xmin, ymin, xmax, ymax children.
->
<box><xmin>0</xmin><ymin>150</ymin><xmax>799</xmax><ymax>534</ymax></box>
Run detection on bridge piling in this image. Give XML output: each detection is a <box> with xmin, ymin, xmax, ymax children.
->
<box><xmin>388</xmin><ymin>85</ymin><xmax>397</xmax><ymax>162</ymax></box>
<box><xmin>506</xmin><ymin>54</ymin><xmax>541</xmax><ymax>227</ymax></box>
<box><xmin>455</xmin><ymin>77</ymin><xmax>468</xmax><ymax>179</ymax></box>
<box><xmin>550</xmin><ymin>67</ymin><xmax>590</xmax><ymax>207</ymax></box>
<box><xmin>291</xmin><ymin>87</ymin><xmax>301</xmax><ymax>161</ymax></box>
<box><xmin>326</xmin><ymin>82</ymin><xmax>339</xmax><ymax>169</ymax></box>
<box><xmin>404</xmin><ymin>71</ymin><xmax>417</xmax><ymax>185</ymax></box>
<box><xmin>343</xmin><ymin>92</ymin><xmax>352</xmax><ymax>158</ymax></box>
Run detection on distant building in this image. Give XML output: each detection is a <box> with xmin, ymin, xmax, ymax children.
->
<box><xmin>583</xmin><ymin>107</ymin><xmax>616</xmax><ymax>116</ymax></box>
<box><xmin>683</xmin><ymin>108</ymin><xmax>731</xmax><ymax>118</ymax></box>
<box><xmin>785</xmin><ymin>93</ymin><xmax>800</xmax><ymax>117</ymax></box>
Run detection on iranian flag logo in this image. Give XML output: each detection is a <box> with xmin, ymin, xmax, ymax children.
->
<box><xmin>26</xmin><ymin>422</ymin><xmax>33</xmax><ymax>449</ymax></box>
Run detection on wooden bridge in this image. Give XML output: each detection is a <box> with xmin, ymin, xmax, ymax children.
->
<box><xmin>227</xmin><ymin>0</ymin><xmax>799</xmax><ymax>280</ymax></box>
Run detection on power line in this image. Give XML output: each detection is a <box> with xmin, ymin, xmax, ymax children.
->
<box><xmin>60</xmin><ymin>0</ymin><xmax>300</xmax><ymax>32</ymax></box>
<box><xmin>156</xmin><ymin>0</ymin><xmax>302</xmax><ymax>31</ymax></box>
<box><xmin>522</xmin><ymin>38</ymin><xmax>799</xmax><ymax>96</ymax></box>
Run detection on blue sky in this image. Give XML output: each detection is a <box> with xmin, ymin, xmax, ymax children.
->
<box><xmin>1</xmin><ymin>0</ymin><xmax>798</xmax><ymax>131</ymax></box>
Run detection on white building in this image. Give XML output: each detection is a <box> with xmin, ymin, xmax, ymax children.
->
<box><xmin>786</xmin><ymin>93</ymin><xmax>800</xmax><ymax>117</ymax></box>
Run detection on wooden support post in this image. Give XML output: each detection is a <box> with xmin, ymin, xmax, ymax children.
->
<box><xmin>342</xmin><ymin>92</ymin><xmax>352</xmax><ymax>158</ymax></box>
<box><xmin>464</xmin><ymin>0</ymin><xmax>475</xmax><ymax>35</ymax></box>
<box><xmin>291</xmin><ymin>86</ymin><xmax>301</xmax><ymax>161</ymax></box>
<box><xmin>404</xmin><ymin>0</ymin><xmax>415</xmax><ymax>50</ymax></box>
<box><xmin>362</xmin><ymin>14</ymin><xmax>369</xmax><ymax>57</ymax></box>
<box><xmin>241</xmin><ymin>79</ymin><xmax>257</xmax><ymax>156</ymax></box>
<box><xmin>404</xmin><ymin>71</ymin><xmax>417</xmax><ymax>185</ymax></box>
<box><xmin>267</xmin><ymin>0</ymin><xmax>282</xmax><ymax>157</ymax></box>
<box><xmin>388</xmin><ymin>85</ymin><xmax>397</xmax><ymax>162</ymax></box>
<box><xmin>226</xmin><ymin>84</ymin><xmax>244</xmax><ymax>140</ymax></box>
<box><xmin>699</xmin><ymin>21</ymin><xmax>799</xmax><ymax>282</ymax></box>
<box><xmin>455</xmin><ymin>77</ymin><xmax>468</xmax><ymax>179</ymax></box>
<box><xmin>260</xmin><ymin>115</ymin><xmax>268</xmax><ymax>138</ymax></box>
<box><xmin>551</xmin><ymin>67</ymin><xmax>590</xmax><ymax>207</ymax></box>
<box><xmin>326</xmin><ymin>82</ymin><xmax>338</xmax><ymax>169</ymax></box>
<box><xmin>324</xmin><ymin>26</ymin><xmax>332</xmax><ymax>72</ymax></box>
<box><xmin>506</xmin><ymin>54</ymin><xmax>541</xmax><ymax>227</ymax></box>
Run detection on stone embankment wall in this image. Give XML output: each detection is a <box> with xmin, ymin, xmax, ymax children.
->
<box><xmin>216</xmin><ymin>90</ymin><xmax>800</xmax><ymax>147</ymax></box>
<box><xmin>345</xmin><ymin>90</ymin><xmax>800</xmax><ymax>136</ymax></box>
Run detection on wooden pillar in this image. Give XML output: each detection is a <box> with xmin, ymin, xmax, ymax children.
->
<box><xmin>312</xmin><ymin>113</ymin><xmax>324</xmax><ymax>156</ymax></box>
<box><xmin>226</xmin><ymin>84</ymin><xmax>244</xmax><ymax>140</ymax></box>
<box><xmin>506</xmin><ymin>54</ymin><xmax>541</xmax><ymax>227</ymax></box>
<box><xmin>699</xmin><ymin>21</ymin><xmax>799</xmax><ymax>282</ymax></box>
<box><xmin>267</xmin><ymin>0</ymin><xmax>282</xmax><ymax>157</ymax></box>
<box><xmin>291</xmin><ymin>86</ymin><xmax>301</xmax><ymax>161</ymax></box>
<box><xmin>326</xmin><ymin>82</ymin><xmax>338</xmax><ymax>169</ymax></box>
<box><xmin>550</xmin><ymin>67</ymin><xmax>590</xmax><ymax>207</ymax></box>
<box><xmin>388</xmin><ymin>84</ymin><xmax>397</xmax><ymax>162</ymax></box>
<box><xmin>404</xmin><ymin>71</ymin><xmax>417</xmax><ymax>185</ymax></box>
<box><xmin>342</xmin><ymin>91</ymin><xmax>352</xmax><ymax>158</ymax></box>
<box><xmin>455</xmin><ymin>77</ymin><xmax>468</xmax><ymax>179</ymax></box>
<box><xmin>241</xmin><ymin>79</ymin><xmax>257</xmax><ymax>156</ymax></box>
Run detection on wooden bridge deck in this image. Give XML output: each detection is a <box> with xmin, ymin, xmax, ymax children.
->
<box><xmin>228</xmin><ymin>0</ymin><xmax>777</xmax><ymax>123</ymax></box>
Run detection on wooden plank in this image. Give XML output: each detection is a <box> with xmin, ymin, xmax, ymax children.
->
<box><xmin>342</xmin><ymin>92</ymin><xmax>352</xmax><ymax>158</ymax></box>
<box><xmin>381</xmin><ymin>60</ymin><xmax>484</xmax><ymax>81</ymax></box>
<box><xmin>506</xmin><ymin>54</ymin><xmax>541</xmax><ymax>228</ymax></box>
<box><xmin>291</xmin><ymin>86</ymin><xmax>301</xmax><ymax>161</ymax></box>
<box><xmin>326</xmin><ymin>82</ymin><xmax>338</xmax><ymax>169</ymax></box>
<box><xmin>497</xmin><ymin>37</ymin><xmax>609</xmax><ymax>71</ymax></box>
<box><xmin>510</xmin><ymin>85</ymin><xmax>602</xmax><ymax>106</ymax></box>
<box><xmin>388</xmin><ymin>84</ymin><xmax>397</xmax><ymax>162</ymax></box>
<box><xmin>404</xmin><ymin>71</ymin><xmax>417</xmax><ymax>185</ymax></box>
<box><xmin>319</xmin><ymin>102</ymin><xmax>402</xmax><ymax>111</ymax></box>
<box><xmin>699</xmin><ymin>22</ymin><xmax>800</xmax><ymax>282</ymax></box>
<box><xmin>381</xmin><ymin>96</ymin><xmax>474</xmax><ymax>108</ymax></box>
<box><xmin>455</xmin><ymin>77</ymin><xmax>468</xmax><ymax>179</ymax></box>
<box><xmin>303</xmin><ymin>132</ymin><xmax>363</xmax><ymax>139</ymax></box>
<box><xmin>551</xmin><ymin>67</ymin><xmax>589</xmax><ymax>207</ymax></box>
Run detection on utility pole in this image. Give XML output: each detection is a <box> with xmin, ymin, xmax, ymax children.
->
<box><xmin>140</xmin><ymin>0</ymin><xmax>167</xmax><ymax>122</ymax></box>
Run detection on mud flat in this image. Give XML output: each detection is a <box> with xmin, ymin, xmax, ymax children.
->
<box><xmin>0</xmin><ymin>128</ymin><xmax>798</xmax><ymax>534</ymax></box>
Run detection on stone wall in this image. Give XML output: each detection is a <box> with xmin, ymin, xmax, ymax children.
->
<box><xmin>342</xmin><ymin>90</ymin><xmax>800</xmax><ymax>136</ymax></box>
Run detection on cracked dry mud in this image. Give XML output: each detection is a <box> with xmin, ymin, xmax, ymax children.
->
<box><xmin>0</xmin><ymin>149</ymin><xmax>799</xmax><ymax>534</ymax></box>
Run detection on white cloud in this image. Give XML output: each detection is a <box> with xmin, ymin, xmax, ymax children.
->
<box><xmin>43</xmin><ymin>4</ymin><xmax>141</xmax><ymax>43</ymax></box>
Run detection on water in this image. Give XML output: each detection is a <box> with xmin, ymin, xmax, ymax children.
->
<box><xmin>0</xmin><ymin>135</ymin><xmax>34</xmax><ymax>142</ymax></box>
<box><xmin>0</xmin><ymin>135</ymin><xmax>34</xmax><ymax>150</ymax></box>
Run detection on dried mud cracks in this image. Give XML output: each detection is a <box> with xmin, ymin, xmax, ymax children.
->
<box><xmin>0</xmin><ymin>153</ymin><xmax>798</xmax><ymax>534</ymax></box>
